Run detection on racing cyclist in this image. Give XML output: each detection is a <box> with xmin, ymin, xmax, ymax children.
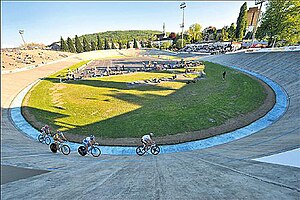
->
<box><xmin>82</xmin><ymin>135</ymin><xmax>97</xmax><ymax>154</ymax></box>
<box><xmin>141</xmin><ymin>132</ymin><xmax>154</xmax><ymax>151</ymax></box>
<box><xmin>53</xmin><ymin>130</ymin><xmax>67</xmax><ymax>150</ymax></box>
<box><xmin>40</xmin><ymin>125</ymin><xmax>51</xmax><ymax>136</ymax></box>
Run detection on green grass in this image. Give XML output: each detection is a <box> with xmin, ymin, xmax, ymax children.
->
<box><xmin>23</xmin><ymin>61</ymin><xmax>267</xmax><ymax>139</ymax></box>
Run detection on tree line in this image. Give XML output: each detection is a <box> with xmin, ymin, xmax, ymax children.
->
<box><xmin>60</xmin><ymin>0</ymin><xmax>299</xmax><ymax>52</ymax></box>
<box><xmin>60</xmin><ymin>30</ymin><xmax>160</xmax><ymax>53</ymax></box>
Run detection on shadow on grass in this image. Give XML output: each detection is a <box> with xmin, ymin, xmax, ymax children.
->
<box><xmin>21</xmin><ymin>106</ymin><xmax>79</xmax><ymax>132</ymax></box>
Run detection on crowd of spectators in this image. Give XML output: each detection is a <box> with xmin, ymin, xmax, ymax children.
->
<box><xmin>1</xmin><ymin>48</ymin><xmax>70</xmax><ymax>70</ymax></box>
<box><xmin>180</xmin><ymin>42</ymin><xmax>237</xmax><ymax>55</ymax></box>
<box><xmin>59</xmin><ymin>60</ymin><xmax>205</xmax><ymax>85</ymax></box>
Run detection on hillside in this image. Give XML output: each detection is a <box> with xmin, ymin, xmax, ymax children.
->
<box><xmin>78</xmin><ymin>30</ymin><xmax>161</xmax><ymax>43</ymax></box>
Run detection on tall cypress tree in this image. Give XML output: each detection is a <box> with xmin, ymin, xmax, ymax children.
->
<box><xmin>75</xmin><ymin>35</ymin><xmax>83</xmax><ymax>53</ymax></box>
<box><xmin>104</xmin><ymin>38</ymin><xmax>110</xmax><ymax>50</ymax></box>
<box><xmin>67</xmin><ymin>37</ymin><xmax>76</xmax><ymax>53</ymax></box>
<box><xmin>235</xmin><ymin>2</ymin><xmax>247</xmax><ymax>41</ymax></box>
<box><xmin>60</xmin><ymin>37</ymin><xmax>67</xmax><ymax>52</ymax></box>
<box><xmin>97</xmin><ymin>35</ymin><xmax>103</xmax><ymax>50</ymax></box>
<box><xmin>127</xmin><ymin>40</ymin><xmax>131</xmax><ymax>49</ymax></box>
<box><xmin>228</xmin><ymin>23</ymin><xmax>236</xmax><ymax>40</ymax></box>
<box><xmin>82</xmin><ymin>37</ymin><xmax>91</xmax><ymax>52</ymax></box>
<box><xmin>111</xmin><ymin>41</ymin><xmax>117</xmax><ymax>49</ymax></box>
<box><xmin>147</xmin><ymin>41</ymin><xmax>152</xmax><ymax>48</ymax></box>
<box><xmin>133</xmin><ymin>38</ymin><xmax>138</xmax><ymax>48</ymax></box>
<box><xmin>91</xmin><ymin>41</ymin><xmax>96</xmax><ymax>51</ymax></box>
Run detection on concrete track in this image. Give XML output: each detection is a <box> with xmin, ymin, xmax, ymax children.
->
<box><xmin>1</xmin><ymin>51</ymin><xmax>300</xmax><ymax>199</ymax></box>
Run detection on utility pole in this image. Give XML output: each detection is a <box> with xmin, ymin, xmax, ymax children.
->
<box><xmin>180</xmin><ymin>2</ymin><xmax>186</xmax><ymax>49</ymax></box>
<box><xmin>251</xmin><ymin>0</ymin><xmax>265</xmax><ymax>47</ymax></box>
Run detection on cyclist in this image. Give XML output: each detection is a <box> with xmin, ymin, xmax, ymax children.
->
<box><xmin>53</xmin><ymin>130</ymin><xmax>67</xmax><ymax>150</ymax></box>
<box><xmin>40</xmin><ymin>125</ymin><xmax>51</xmax><ymax>136</ymax></box>
<box><xmin>141</xmin><ymin>132</ymin><xmax>154</xmax><ymax>151</ymax></box>
<box><xmin>82</xmin><ymin>135</ymin><xmax>96</xmax><ymax>153</ymax></box>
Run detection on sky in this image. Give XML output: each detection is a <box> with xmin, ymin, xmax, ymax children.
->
<box><xmin>1</xmin><ymin>1</ymin><xmax>262</xmax><ymax>48</ymax></box>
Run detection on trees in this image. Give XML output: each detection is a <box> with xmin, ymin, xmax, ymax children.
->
<box><xmin>147</xmin><ymin>41</ymin><xmax>152</xmax><ymax>48</ymax></box>
<box><xmin>256</xmin><ymin>0</ymin><xmax>300</xmax><ymax>46</ymax></box>
<box><xmin>97</xmin><ymin>35</ymin><xmax>103</xmax><ymax>50</ymax></box>
<box><xmin>111</xmin><ymin>41</ymin><xmax>117</xmax><ymax>49</ymax></box>
<box><xmin>235</xmin><ymin>2</ymin><xmax>248</xmax><ymax>41</ymax></box>
<box><xmin>104</xmin><ymin>38</ymin><xmax>110</xmax><ymax>50</ymax></box>
<box><xmin>118</xmin><ymin>41</ymin><xmax>122</xmax><ymax>50</ymax></box>
<box><xmin>176</xmin><ymin>39</ymin><xmax>186</xmax><ymax>49</ymax></box>
<box><xmin>140</xmin><ymin>41</ymin><xmax>145</xmax><ymax>48</ymax></box>
<box><xmin>221</xmin><ymin>27</ymin><xmax>229</xmax><ymax>41</ymax></box>
<box><xmin>228</xmin><ymin>23</ymin><xmax>236</xmax><ymax>41</ymax></box>
<box><xmin>91</xmin><ymin>41</ymin><xmax>96</xmax><ymax>51</ymax></box>
<box><xmin>244</xmin><ymin>31</ymin><xmax>253</xmax><ymax>40</ymax></box>
<box><xmin>60</xmin><ymin>37</ymin><xmax>68</xmax><ymax>52</ymax></box>
<box><xmin>75</xmin><ymin>35</ymin><xmax>83</xmax><ymax>53</ymax></box>
<box><xmin>188</xmin><ymin>23</ymin><xmax>202</xmax><ymax>43</ymax></box>
<box><xmin>133</xmin><ymin>38</ymin><xmax>138</xmax><ymax>48</ymax></box>
<box><xmin>161</xmin><ymin>41</ymin><xmax>172</xmax><ymax>49</ymax></box>
<box><xmin>127</xmin><ymin>40</ymin><xmax>131</xmax><ymax>49</ymax></box>
<box><xmin>82</xmin><ymin>37</ymin><xmax>91</xmax><ymax>52</ymax></box>
<box><xmin>67</xmin><ymin>37</ymin><xmax>76</xmax><ymax>53</ymax></box>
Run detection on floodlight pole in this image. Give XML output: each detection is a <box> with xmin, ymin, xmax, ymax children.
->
<box><xmin>19</xmin><ymin>30</ymin><xmax>26</xmax><ymax>46</ymax></box>
<box><xmin>251</xmin><ymin>0</ymin><xmax>264</xmax><ymax>47</ymax></box>
<box><xmin>180</xmin><ymin>2</ymin><xmax>186</xmax><ymax>49</ymax></box>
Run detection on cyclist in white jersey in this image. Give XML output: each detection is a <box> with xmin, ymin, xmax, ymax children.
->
<box><xmin>141</xmin><ymin>132</ymin><xmax>154</xmax><ymax>150</ymax></box>
<box><xmin>82</xmin><ymin>135</ymin><xmax>96</xmax><ymax>153</ymax></box>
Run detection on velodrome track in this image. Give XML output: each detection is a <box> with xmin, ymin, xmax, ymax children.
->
<box><xmin>1</xmin><ymin>50</ymin><xmax>300</xmax><ymax>199</ymax></box>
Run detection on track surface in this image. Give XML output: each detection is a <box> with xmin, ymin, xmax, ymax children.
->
<box><xmin>1</xmin><ymin>51</ymin><xmax>300</xmax><ymax>199</ymax></box>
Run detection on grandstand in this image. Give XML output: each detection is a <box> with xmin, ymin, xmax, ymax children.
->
<box><xmin>1</xmin><ymin>49</ymin><xmax>73</xmax><ymax>72</ymax></box>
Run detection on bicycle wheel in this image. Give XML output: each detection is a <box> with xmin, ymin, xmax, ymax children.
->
<box><xmin>50</xmin><ymin>143</ymin><xmax>58</xmax><ymax>153</ymax></box>
<box><xmin>44</xmin><ymin>136</ymin><xmax>51</xmax><ymax>145</ymax></box>
<box><xmin>61</xmin><ymin>144</ymin><xmax>70</xmax><ymax>155</ymax></box>
<box><xmin>38</xmin><ymin>134</ymin><xmax>44</xmax><ymax>143</ymax></box>
<box><xmin>91</xmin><ymin>146</ymin><xmax>101</xmax><ymax>157</ymax></box>
<box><xmin>136</xmin><ymin>145</ymin><xmax>146</xmax><ymax>156</ymax></box>
<box><xmin>78</xmin><ymin>146</ymin><xmax>87</xmax><ymax>156</ymax></box>
<box><xmin>151</xmin><ymin>145</ymin><xmax>160</xmax><ymax>155</ymax></box>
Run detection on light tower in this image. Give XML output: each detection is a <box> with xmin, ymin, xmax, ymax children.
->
<box><xmin>180</xmin><ymin>2</ymin><xmax>186</xmax><ymax>49</ymax></box>
<box><xmin>251</xmin><ymin>0</ymin><xmax>266</xmax><ymax>47</ymax></box>
<box><xmin>19</xmin><ymin>29</ymin><xmax>26</xmax><ymax>46</ymax></box>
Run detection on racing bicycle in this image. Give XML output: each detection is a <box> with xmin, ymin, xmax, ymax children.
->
<box><xmin>50</xmin><ymin>141</ymin><xmax>70</xmax><ymax>155</ymax></box>
<box><xmin>78</xmin><ymin>143</ymin><xmax>101</xmax><ymax>157</ymax></box>
<box><xmin>136</xmin><ymin>142</ymin><xmax>160</xmax><ymax>156</ymax></box>
<box><xmin>38</xmin><ymin>133</ymin><xmax>51</xmax><ymax>145</ymax></box>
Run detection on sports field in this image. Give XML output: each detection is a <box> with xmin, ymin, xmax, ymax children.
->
<box><xmin>22</xmin><ymin>58</ymin><xmax>269</xmax><ymax>143</ymax></box>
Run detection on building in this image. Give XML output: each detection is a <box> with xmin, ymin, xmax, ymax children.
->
<box><xmin>152</xmin><ymin>23</ymin><xmax>173</xmax><ymax>47</ymax></box>
<box><xmin>47</xmin><ymin>42</ymin><xmax>61</xmax><ymax>51</ymax></box>
<box><xmin>154</xmin><ymin>23</ymin><xmax>167</xmax><ymax>40</ymax></box>
<box><xmin>246</xmin><ymin>7</ymin><xmax>260</xmax><ymax>32</ymax></box>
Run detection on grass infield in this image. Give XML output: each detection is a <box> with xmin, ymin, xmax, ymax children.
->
<box><xmin>22</xmin><ymin>60</ymin><xmax>267</xmax><ymax>139</ymax></box>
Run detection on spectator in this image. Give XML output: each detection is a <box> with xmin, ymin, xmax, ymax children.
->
<box><xmin>222</xmin><ymin>71</ymin><xmax>226</xmax><ymax>80</ymax></box>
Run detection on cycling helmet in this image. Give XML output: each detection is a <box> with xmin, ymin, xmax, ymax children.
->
<box><xmin>45</xmin><ymin>125</ymin><xmax>49</xmax><ymax>128</ymax></box>
<box><xmin>90</xmin><ymin>135</ymin><xmax>95</xmax><ymax>140</ymax></box>
<box><xmin>149</xmin><ymin>132</ymin><xmax>154</xmax><ymax>137</ymax></box>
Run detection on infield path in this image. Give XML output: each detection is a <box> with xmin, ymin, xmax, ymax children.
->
<box><xmin>1</xmin><ymin>51</ymin><xmax>299</xmax><ymax>199</ymax></box>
